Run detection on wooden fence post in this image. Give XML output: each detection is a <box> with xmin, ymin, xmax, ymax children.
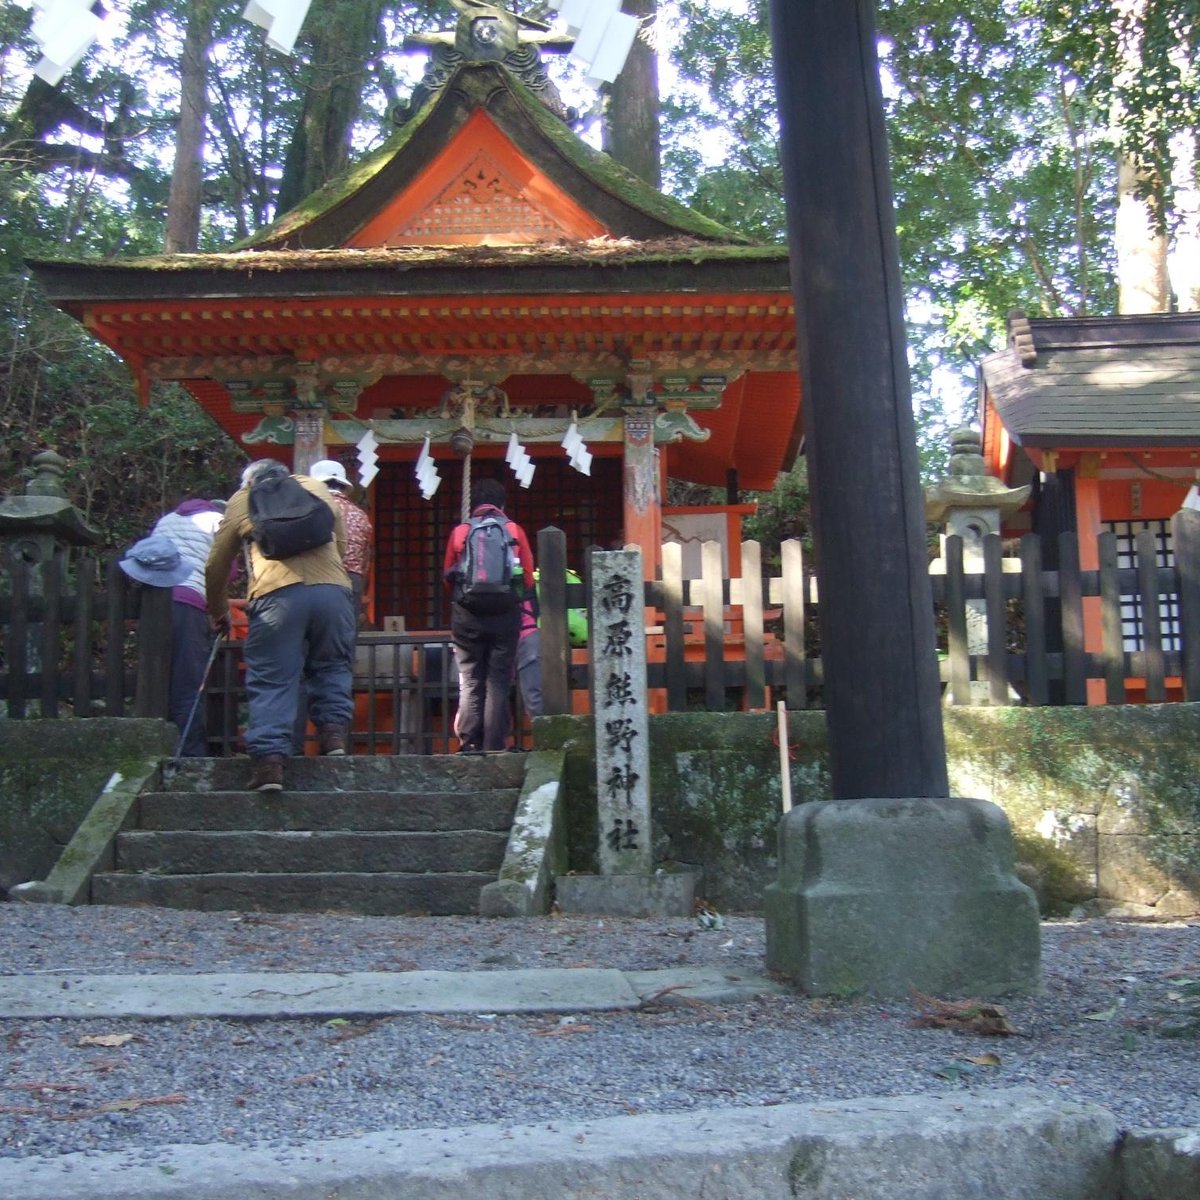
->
<box><xmin>1172</xmin><ymin>510</ymin><xmax>1200</xmax><ymax>700</ymax></box>
<box><xmin>781</xmin><ymin>538</ymin><xmax>807</xmax><ymax>708</ymax></box>
<box><xmin>1020</xmin><ymin>534</ymin><xmax>1048</xmax><ymax>705</ymax></box>
<box><xmin>133</xmin><ymin>583</ymin><xmax>172</xmax><ymax>718</ymax></box>
<box><xmin>1059</xmin><ymin>532</ymin><xmax>1086</xmax><ymax>704</ymax></box>
<box><xmin>742</xmin><ymin>539</ymin><xmax>766</xmax><ymax>712</ymax></box>
<box><xmin>983</xmin><ymin>534</ymin><xmax>1008</xmax><ymax>705</ymax></box>
<box><xmin>661</xmin><ymin>541</ymin><xmax>686</xmax><ymax>710</ymax></box>
<box><xmin>1098</xmin><ymin>531</ymin><xmax>1126</xmax><ymax>704</ymax></box>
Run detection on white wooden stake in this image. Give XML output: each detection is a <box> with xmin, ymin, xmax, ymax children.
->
<box><xmin>777</xmin><ymin>699</ymin><xmax>792</xmax><ymax>813</ymax></box>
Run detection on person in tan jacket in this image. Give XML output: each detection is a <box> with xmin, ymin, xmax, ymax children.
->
<box><xmin>206</xmin><ymin>460</ymin><xmax>355</xmax><ymax>792</ymax></box>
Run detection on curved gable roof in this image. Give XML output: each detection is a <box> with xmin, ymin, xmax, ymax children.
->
<box><xmin>242</xmin><ymin>62</ymin><xmax>748</xmax><ymax>252</ymax></box>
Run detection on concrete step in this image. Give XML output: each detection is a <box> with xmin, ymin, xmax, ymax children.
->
<box><xmin>163</xmin><ymin>754</ymin><xmax>528</xmax><ymax>794</ymax></box>
<box><xmin>89</xmin><ymin>871</ymin><xmax>498</xmax><ymax>916</ymax></box>
<box><xmin>114</xmin><ymin>830</ymin><xmax>508</xmax><ymax>874</ymax></box>
<box><xmin>135</xmin><ymin>790</ymin><xmax>519</xmax><ymax>832</ymax></box>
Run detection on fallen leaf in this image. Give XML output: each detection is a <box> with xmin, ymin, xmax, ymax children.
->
<box><xmin>911</xmin><ymin>992</ymin><xmax>1018</xmax><ymax>1036</ymax></box>
<box><xmin>1084</xmin><ymin>1006</ymin><xmax>1119</xmax><ymax>1022</ymax></box>
<box><xmin>964</xmin><ymin>1053</ymin><xmax>1001</xmax><ymax>1067</ymax></box>
<box><xmin>51</xmin><ymin>1093</ymin><xmax>187</xmax><ymax>1121</ymax></box>
<box><xmin>77</xmin><ymin>1033</ymin><xmax>136</xmax><ymax>1048</ymax></box>
<box><xmin>934</xmin><ymin>1062</ymin><xmax>974</xmax><ymax>1081</ymax></box>
<box><xmin>84</xmin><ymin>1058</ymin><xmax>122</xmax><ymax>1075</ymax></box>
<box><xmin>531</xmin><ymin>1023</ymin><xmax>596</xmax><ymax>1037</ymax></box>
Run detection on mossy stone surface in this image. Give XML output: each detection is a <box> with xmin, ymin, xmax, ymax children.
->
<box><xmin>0</xmin><ymin>719</ymin><xmax>174</xmax><ymax>895</ymax></box>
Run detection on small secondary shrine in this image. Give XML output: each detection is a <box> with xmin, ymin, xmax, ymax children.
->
<box><xmin>30</xmin><ymin>9</ymin><xmax>803</xmax><ymax>632</ymax></box>
<box><xmin>980</xmin><ymin>309</ymin><xmax>1200</xmax><ymax>700</ymax></box>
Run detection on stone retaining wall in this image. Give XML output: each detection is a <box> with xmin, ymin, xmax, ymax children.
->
<box><xmin>537</xmin><ymin>704</ymin><xmax>1200</xmax><ymax>916</ymax></box>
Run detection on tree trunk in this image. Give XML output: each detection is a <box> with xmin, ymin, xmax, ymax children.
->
<box><xmin>1116</xmin><ymin>151</ymin><xmax>1170</xmax><ymax>312</ymax></box>
<box><xmin>1169</xmin><ymin>129</ymin><xmax>1200</xmax><ymax>311</ymax></box>
<box><xmin>164</xmin><ymin>0</ymin><xmax>216</xmax><ymax>253</ymax></box>
<box><xmin>1112</xmin><ymin>0</ymin><xmax>1170</xmax><ymax>313</ymax></box>
<box><xmin>276</xmin><ymin>0</ymin><xmax>383</xmax><ymax>215</ymax></box>
<box><xmin>603</xmin><ymin>0</ymin><xmax>661</xmax><ymax>189</ymax></box>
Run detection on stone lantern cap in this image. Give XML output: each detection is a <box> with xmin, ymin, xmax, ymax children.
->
<box><xmin>0</xmin><ymin>449</ymin><xmax>102</xmax><ymax>546</ymax></box>
<box><xmin>925</xmin><ymin>427</ymin><xmax>1030</xmax><ymax>525</ymax></box>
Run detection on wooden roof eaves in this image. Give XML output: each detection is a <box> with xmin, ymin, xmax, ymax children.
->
<box><xmin>1026</xmin><ymin>311</ymin><xmax>1200</xmax><ymax>352</ymax></box>
<box><xmin>237</xmin><ymin>62</ymin><xmax>748</xmax><ymax>251</ymax></box>
<box><xmin>29</xmin><ymin>248</ymin><xmax>792</xmax><ymax>308</ymax></box>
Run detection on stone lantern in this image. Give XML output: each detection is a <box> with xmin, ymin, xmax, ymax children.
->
<box><xmin>0</xmin><ymin>449</ymin><xmax>102</xmax><ymax>560</ymax></box>
<box><xmin>0</xmin><ymin>450</ymin><xmax>102</xmax><ymax>710</ymax></box>
<box><xmin>925</xmin><ymin>428</ymin><xmax>1030</xmax><ymax>702</ymax></box>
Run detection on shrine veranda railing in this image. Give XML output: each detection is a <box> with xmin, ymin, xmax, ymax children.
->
<box><xmin>4</xmin><ymin>515</ymin><xmax>1200</xmax><ymax>747</ymax></box>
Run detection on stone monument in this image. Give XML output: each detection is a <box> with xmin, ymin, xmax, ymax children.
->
<box><xmin>556</xmin><ymin>548</ymin><xmax>695</xmax><ymax>917</ymax></box>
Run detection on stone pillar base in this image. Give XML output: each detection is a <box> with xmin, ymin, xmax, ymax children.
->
<box><xmin>764</xmin><ymin>798</ymin><xmax>1041</xmax><ymax>998</ymax></box>
<box><xmin>556</xmin><ymin>871</ymin><xmax>698</xmax><ymax>918</ymax></box>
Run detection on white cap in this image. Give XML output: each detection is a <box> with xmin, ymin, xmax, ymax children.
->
<box><xmin>310</xmin><ymin>459</ymin><xmax>350</xmax><ymax>489</ymax></box>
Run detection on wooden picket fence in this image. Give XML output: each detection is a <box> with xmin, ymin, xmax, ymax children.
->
<box><xmin>4</xmin><ymin>514</ymin><xmax>1200</xmax><ymax>750</ymax></box>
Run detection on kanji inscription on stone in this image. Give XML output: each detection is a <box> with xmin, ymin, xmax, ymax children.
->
<box><xmin>591</xmin><ymin>549</ymin><xmax>651</xmax><ymax>875</ymax></box>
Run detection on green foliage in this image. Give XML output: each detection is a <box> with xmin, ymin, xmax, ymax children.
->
<box><xmin>662</xmin><ymin>0</ymin><xmax>1197</xmax><ymax>494</ymax></box>
<box><xmin>742</xmin><ymin>459</ymin><xmax>810</xmax><ymax>568</ymax></box>
<box><xmin>0</xmin><ymin>273</ymin><xmax>242</xmax><ymax>548</ymax></box>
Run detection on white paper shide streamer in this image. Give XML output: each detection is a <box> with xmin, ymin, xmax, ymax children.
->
<box><xmin>415</xmin><ymin>436</ymin><xmax>441</xmax><ymax>500</ymax></box>
<box><xmin>242</xmin><ymin>0</ymin><xmax>312</xmax><ymax>55</ymax></box>
<box><xmin>547</xmin><ymin>0</ymin><xmax>639</xmax><ymax>85</ymax></box>
<box><xmin>561</xmin><ymin>418</ymin><xmax>592</xmax><ymax>476</ymax></box>
<box><xmin>29</xmin><ymin>0</ymin><xmax>103</xmax><ymax>87</ymax></box>
<box><xmin>355</xmin><ymin>429</ymin><xmax>379</xmax><ymax>489</ymax></box>
<box><xmin>505</xmin><ymin>432</ymin><xmax>535</xmax><ymax>489</ymax></box>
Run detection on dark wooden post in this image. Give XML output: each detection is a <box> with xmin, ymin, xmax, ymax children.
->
<box><xmin>133</xmin><ymin>583</ymin><xmax>173</xmax><ymax>719</ymax></box>
<box><xmin>766</xmin><ymin>0</ymin><xmax>947</xmax><ymax>799</ymax></box>
<box><xmin>538</xmin><ymin>526</ymin><xmax>570</xmax><ymax>716</ymax></box>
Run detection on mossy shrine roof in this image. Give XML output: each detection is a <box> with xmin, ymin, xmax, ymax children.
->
<box><xmin>26</xmin><ymin>58</ymin><xmax>802</xmax><ymax>491</ymax></box>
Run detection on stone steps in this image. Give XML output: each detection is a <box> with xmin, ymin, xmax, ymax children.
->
<box><xmin>89</xmin><ymin>754</ymin><xmax>526</xmax><ymax>916</ymax></box>
<box><xmin>135</xmin><ymin>791</ymin><xmax>517</xmax><ymax>832</ymax></box>
<box><xmin>90</xmin><ymin>871</ymin><xmax>498</xmax><ymax>916</ymax></box>
<box><xmin>114</xmin><ymin>830</ymin><xmax>508</xmax><ymax>875</ymax></box>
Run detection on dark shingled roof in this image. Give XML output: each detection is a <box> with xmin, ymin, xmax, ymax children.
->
<box><xmin>981</xmin><ymin>312</ymin><xmax>1200</xmax><ymax>448</ymax></box>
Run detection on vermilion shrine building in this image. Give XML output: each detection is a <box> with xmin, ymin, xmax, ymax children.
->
<box><xmin>31</xmin><ymin>49</ymin><xmax>803</xmax><ymax>634</ymax></box>
<box><xmin>980</xmin><ymin>310</ymin><xmax>1200</xmax><ymax>700</ymax></box>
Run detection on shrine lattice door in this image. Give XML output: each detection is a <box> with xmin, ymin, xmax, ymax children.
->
<box><xmin>372</xmin><ymin>455</ymin><xmax>622</xmax><ymax>630</ymax></box>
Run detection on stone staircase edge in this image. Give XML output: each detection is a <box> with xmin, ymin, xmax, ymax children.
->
<box><xmin>480</xmin><ymin>748</ymin><xmax>568</xmax><ymax>918</ymax></box>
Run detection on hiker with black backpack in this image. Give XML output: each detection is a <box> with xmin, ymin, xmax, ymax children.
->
<box><xmin>443</xmin><ymin>477</ymin><xmax>535</xmax><ymax>753</ymax></box>
<box><xmin>205</xmin><ymin>459</ymin><xmax>356</xmax><ymax>792</ymax></box>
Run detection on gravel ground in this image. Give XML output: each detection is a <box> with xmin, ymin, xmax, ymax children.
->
<box><xmin>1</xmin><ymin>904</ymin><xmax>1198</xmax><ymax>1162</ymax></box>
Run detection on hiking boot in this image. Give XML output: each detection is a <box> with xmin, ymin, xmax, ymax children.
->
<box><xmin>317</xmin><ymin>725</ymin><xmax>347</xmax><ymax>756</ymax></box>
<box><xmin>247</xmin><ymin>754</ymin><xmax>284</xmax><ymax>792</ymax></box>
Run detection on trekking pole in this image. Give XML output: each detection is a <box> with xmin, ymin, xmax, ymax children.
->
<box><xmin>164</xmin><ymin>634</ymin><xmax>224</xmax><ymax>783</ymax></box>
